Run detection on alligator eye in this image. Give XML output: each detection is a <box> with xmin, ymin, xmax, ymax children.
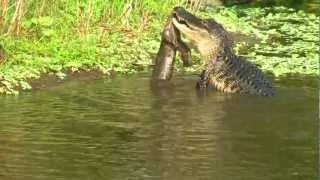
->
<box><xmin>172</xmin><ymin>13</ymin><xmax>179</xmax><ymax>20</ymax></box>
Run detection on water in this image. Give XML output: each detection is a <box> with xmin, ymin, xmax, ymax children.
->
<box><xmin>0</xmin><ymin>75</ymin><xmax>317</xmax><ymax>180</ymax></box>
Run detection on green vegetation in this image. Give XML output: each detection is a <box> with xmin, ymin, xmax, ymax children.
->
<box><xmin>197</xmin><ymin>6</ymin><xmax>319</xmax><ymax>77</ymax></box>
<box><xmin>0</xmin><ymin>0</ymin><xmax>318</xmax><ymax>94</ymax></box>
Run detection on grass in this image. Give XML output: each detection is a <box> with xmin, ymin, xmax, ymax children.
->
<box><xmin>0</xmin><ymin>0</ymin><xmax>318</xmax><ymax>94</ymax></box>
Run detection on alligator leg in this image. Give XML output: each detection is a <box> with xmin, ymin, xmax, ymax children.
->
<box><xmin>196</xmin><ymin>58</ymin><xmax>223</xmax><ymax>91</ymax></box>
<box><xmin>196</xmin><ymin>66</ymin><xmax>212</xmax><ymax>91</ymax></box>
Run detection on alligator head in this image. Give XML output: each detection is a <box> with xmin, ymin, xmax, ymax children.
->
<box><xmin>171</xmin><ymin>7</ymin><xmax>233</xmax><ymax>58</ymax></box>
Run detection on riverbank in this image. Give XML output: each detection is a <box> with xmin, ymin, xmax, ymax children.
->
<box><xmin>0</xmin><ymin>2</ymin><xmax>318</xmax><ymax>95</ymax></box>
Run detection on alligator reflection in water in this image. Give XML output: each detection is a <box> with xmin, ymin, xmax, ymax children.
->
<box><xmin>149</xmin><ymin>75</ymin><xmax>316</xmax><ymax>179</ymax></box>
<box><xmin>150</xmin><ymin>78</ymin><xmax>225</xmax><ymax>179</ymax></box>
<box><xmin>0</xmin><ymin>76</ymin><xmax>317</xmax><ymax>179</ymax></box>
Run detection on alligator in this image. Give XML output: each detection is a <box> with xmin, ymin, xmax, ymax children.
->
<box><xmin>152</xmin><ymin>18</ymin><xmax>192</xmax><ymax>80</ymax></box>
<box><xmin>171</xmin><ymin>7</ymin><xmax>275</xmax><ymax>96</ymax></box>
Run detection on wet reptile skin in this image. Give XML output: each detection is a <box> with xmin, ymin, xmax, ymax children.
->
<box><xmin>172</xmin><ymin>7</ymin><xmax>275</xmax><ymax>96</ymax></box>
<box><xmin>152</xmin><ymin>18</ymin><xmax>191</xmax><ymax>80</ymax></box>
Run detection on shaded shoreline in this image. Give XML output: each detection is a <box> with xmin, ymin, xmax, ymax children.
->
<box><xmin>9</xmin><ymin>69</ymin><xmax>316</xmax><ymax>95</ymax></box>
<box><xmin>15</xmin><ymin>69</ymin><xmax>117</xmax><ymax>93</ymax></box>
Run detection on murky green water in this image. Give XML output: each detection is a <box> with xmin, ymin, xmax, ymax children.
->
<box><xmin>0</xmin><ymin>75</ymin><xmax>317</xmax><ymax>180</ymax></box>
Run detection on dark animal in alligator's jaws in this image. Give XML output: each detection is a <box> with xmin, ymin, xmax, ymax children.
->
<box><xmin>152</xmin><ymin>18</ymin><xmax>192</xmax><ymax>80</ymax></box>
<box><xmin>171</xmin><ymin>7</ymin><xmax>275</xmax><ymax>96</ymax></box>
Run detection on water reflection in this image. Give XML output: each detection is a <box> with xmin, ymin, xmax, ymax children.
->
<box><xmin>0</xmin><ymin>75</ymin><xmax>317</xmax><ymax>180</ymax></box>
<box><xmin>150</xmin><ymin>78</ymin><xmax>227</xmax><ymax>179</ymax></box>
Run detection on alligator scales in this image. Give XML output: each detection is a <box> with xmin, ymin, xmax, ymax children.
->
<box><xmin>171</xmin><ymin>7</ymin><xmax>275</xmax><ymax>96</ymax></box>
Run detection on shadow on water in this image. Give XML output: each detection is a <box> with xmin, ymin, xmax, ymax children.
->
<box><xmin>0</xmin><ymin>75</ymin><xmax>317</xmax><ymax>179</ymax></box>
